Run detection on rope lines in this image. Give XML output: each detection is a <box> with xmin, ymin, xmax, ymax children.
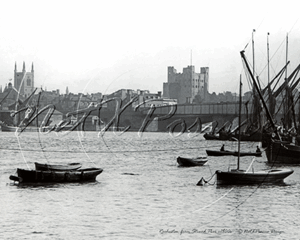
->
<box><xmin>0</xmin><ymin>142</ymin><xmax>254</xmax><ymax>153</ymax></box>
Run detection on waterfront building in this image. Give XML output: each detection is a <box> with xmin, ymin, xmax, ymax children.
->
<box><xmin>103</xmin><ymin>88</ymin><xmax>176</xmax><ymax>109</ymax></box>
<box><xmin>14</xmin><ymin>62</ymin><xmax>35</xmax><ymax>98</ymax></box>
<box><xmin>135</xmin><ymin>92</ymin><xmax>177</xmax><ymax>108</ymax></box>
<box><xmin>163</xmin><ymin>65</ymin><xmax>209</xmax><ymax>104</ymax></box>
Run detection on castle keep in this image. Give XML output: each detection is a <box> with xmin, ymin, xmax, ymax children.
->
<box><xmin>163</xmin><ymin>65</ymin><xmax>209</xmax><ymax>104</ymax></box>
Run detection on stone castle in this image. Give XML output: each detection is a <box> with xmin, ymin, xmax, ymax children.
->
<box><xmin>163</xmin><ymin>65</ymin><xmax>209</xmax><ymax>104</ymax></box>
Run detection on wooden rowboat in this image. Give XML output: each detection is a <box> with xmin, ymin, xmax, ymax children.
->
<box><xmin>9</xmin><ymin>168</ymin><xmax>103</xmax><ymax>183</ymax></box>
<box><xmin>35</xmin><ymin>162</ymin><xmax>82</xmax><ymax>171</ymax></box>
<box><xmin>216</xmin><ymin>168</ymin><xmax>294</xmax><ymax>185</ymax></box>
<box><xmin>177</xmin><ymin>156</ymin><xmax>208</xmax><ymax>167</ymax></box>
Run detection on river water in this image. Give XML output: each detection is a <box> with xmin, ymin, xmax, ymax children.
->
<box><xmin>0</xmin><ymin>131</ymin><xmax>299</xmax><ymax>239</ymax></box>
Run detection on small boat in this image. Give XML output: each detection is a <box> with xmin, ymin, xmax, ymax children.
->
<box><xmin>203</xmin><ymin>133</ymin><xmax>222</xmax><ymax>140</ymax></box>
<box><xmin>216</xmin><ymin>168</ymin><xmax>294</xmax><ymax>185</ymax></box>
<box><xmin>206</xmin><ymin>150</ymin><xmax>262</xmax><ymax>157</ymax></box>
<box><xmin>9</xmin><ymin>168</ymin><xmax>103</xmax><ymax>183</ymax></box>
<box><xmin>203</xmin><ymin>131</ymin><xmax>231</xmax><ymax>141</ymax></box>
<box><xmin>230</xmin><ymin>130</ymin><xmax>262</xmax><ymax>142</ymax></box>
<box><xmin>177</xmin><ymin>156</ymin><xmax>207</xmax><ymax>167</ymax></box>
<box><xmin>35</xmin><ymin>162</ymin><xmax>82</xmax><ymax>171</ymax></box>
<box><xmin>215</xmin><ymin>69</ymin><xmax>293</xmax><ymax>185</ymax></box>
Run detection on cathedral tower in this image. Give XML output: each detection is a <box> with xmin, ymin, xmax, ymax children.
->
<box><xmin>14</xmin><ymin>62</ymin><xmax>35</xmax><ymax>97</ymax></box>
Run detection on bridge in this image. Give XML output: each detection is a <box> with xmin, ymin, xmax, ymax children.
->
<box><xmin>139</xmin><ymin>101</ymin><xmax>297</xmax><ymax>132</ymax></box>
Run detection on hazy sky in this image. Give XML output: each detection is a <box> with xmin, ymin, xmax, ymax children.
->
<box><xmin>1</xmin><ymin>0</ymin><xmax>300</xmax><ymax>96</ymax></box>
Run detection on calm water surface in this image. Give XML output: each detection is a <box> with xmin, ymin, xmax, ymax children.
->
<box><xmin>0</xmin><ymin>131</ymin><xmax>299</xmax><ymax>239</ymax></box>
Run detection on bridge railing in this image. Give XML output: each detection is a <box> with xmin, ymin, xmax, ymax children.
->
<box><xmin>140</xmin><ymin>102</ymin><xmax>249</xmax><ymax>115</ymax></box>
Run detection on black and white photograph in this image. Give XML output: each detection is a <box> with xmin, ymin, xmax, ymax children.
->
<box><xmin>0</xmin><ymin>1</ymin><xmax>299</xmax><ymax>239</ymax></box>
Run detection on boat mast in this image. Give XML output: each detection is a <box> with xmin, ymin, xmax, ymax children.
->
<box><xmin>252</xmin><ymin>29</ymin><xmax>255</xmax><ymax>76</ymax></box>
<box><xmin>36</xmin><ymin>89</ymin><xmax>42</xmax><ymax>128</ymax></box>
<box><xmin>251</xmin><ymin>29</ymin><xmax>260</xmax><ymax>128</ymax></box>
<box><xmin>237</xmin><ymin>75</ymin><xmax>242</xmax><ymax>170</ymax></box>
<box><xmin>240</xmin><ymin>50</ymin><xmax>279</xmax><ymax>137</ymax></box>
<box><xmin>266</xmin><ymin>32</ymin><xmax>270</xmax><ymax>126</ymax></box>
<box><xmin>267</xmin><ymin>32</ymin><xmax>270</xmax><ymax>85</ymax></box>
<box><xmin>267</xmin><ymin>32</ymin><xmax>276</xmax><ymax>119</ymax></box>
<box><xmin>285</xmin><ymin>34</ymin><xmax>288</xmax><ymax>82</ymax></box>
<box><xmin>190</xmin><ymin>49</ymin><xmax>193</xmax><ymax>104</ymax></box>
<box><xmin>284</xmin><ymin>34</ymin><xmax>290</xmax><ymax>130</ymax></box>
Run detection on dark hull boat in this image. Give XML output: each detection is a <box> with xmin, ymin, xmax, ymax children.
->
<box><xmin>35</xmin><ymin>162</ymin><xmax>82</xmax><ymax>171</ymax></box>
<box><xmin>216</xmin><ymin>168</ymin><xmax>294</xmax><ymax>185</ymax></box>
<box><xmin>230</xmin><ymin>131</ymin><xmax>262</xmax><ymax>142</ymax></box>
<box><xmin>204</xmin><ymin>131</ymin><xmax>262</xmax><ymax>142</ymax></box>
<box><xmin>214</xmin><ymin>59</ymin><xmax>293</xmax><ymax>185</ymax></box>
<box><xmin>177</xmin><ymin>156</ymin><xmax>207</xmax><ymax>167</ymax></box>
<box><xmin>203</xmin><ymin>132</ymin><xmax>231</xmax><ymax>141</ymax></box>
<box><xmin>265</xmin><ymin>140</ymin><xmax>300</xmax><ymax>164</ymax></box>
<box><xmin>203</xmin><ymin>133</ymin><xmax>220</xmax><ymax>140</ymax></box>
<box><xmin>9</xmin><ymin>168</ymin><xmax>103</xmax><ymax>183</ymax></box>
<box><xmin>206</xmin><ymin>150</ymin><xmax>262</xmax><ymax>157</ymax></box>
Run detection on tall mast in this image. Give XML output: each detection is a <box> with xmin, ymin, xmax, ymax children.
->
<box><xmin>190</xmin><ymin>50</ymin><xmax>193</xmax><ymax>104</ymax></box>
<box><xmin>237</xmin><ymin>75</ymin><xmax>242</xmax><ymax>170</ymax></box>
<box><xmin>284</xmin><ymin>34</ymin><xmax>290</xmax><ymax>129</ymax></box>
<box><xmin>285</xmin><ymin>34</ymin><xmax>288</xmax><ymax>80</ymax></box>
<box><xmin>251</xmin><ymin>29</ymin><xmax>259</xmax><ymax>127</ymax></box>
<box><xmin>240</xmin><ymin>51</ymin><xmax>278</xmax><ymax>132</ymax></box>
<box><xmin>267</xmin><ymin>32</ymin><xmax>270</xmax><ymax>85</ymax></box>
<box><xmin>267</xmin><ymin>32</ymin><xmax>276</xmax><ymax>118</ymax></box>
<box><xmin>252</xmin><ymin>29</ymin><xmax>256</xmax><ymax>76</ymax></box>
<box><xmin>190</xmin><ymin>49</ymin><xmax>193</xmax><ymax>81</ymax></box>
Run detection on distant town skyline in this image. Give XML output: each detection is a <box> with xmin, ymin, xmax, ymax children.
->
<box><xmin>1</xmin><ymin>1</ymin><xmax>300</xmax><ymax>96</ymax></box>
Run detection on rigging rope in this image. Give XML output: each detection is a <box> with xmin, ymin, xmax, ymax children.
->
<box><xmin>0</xmin><ymin>142</ymin><xmax>253</xmax><ymax>153</ymax></box>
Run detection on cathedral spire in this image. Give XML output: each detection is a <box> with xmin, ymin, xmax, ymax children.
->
<box><xmin>31</xmin><ymin>62</ymin><xmax>34</xmax><ymax>72</ymax></box>
<box><xmin>15</xmin><ymin>62</ymin><xmax>17</xmax><ymax>72</ymax></box>
<box><xmin>22</xmin><ymin>61</ymin><xmax>25</xmax><ymax>72</ymax></box>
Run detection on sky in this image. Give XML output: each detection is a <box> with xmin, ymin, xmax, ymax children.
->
<box><xmin>1</xmin><ymin>0</ymin><xmax>300</xmax><ymax>96</ymax></box>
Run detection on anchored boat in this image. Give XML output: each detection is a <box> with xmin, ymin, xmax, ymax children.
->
<box><xmin>34</xmin><ymin>162</ymin><xmax>82</xmax><ymax>171</ymax></box>
<box><xmin>10</xmin><ymin>168</ymin><xmax>103</xmax><ymax>183</ymax></box>
<box><xmin>177</xmin><ymin>156</ymin><xmax>207</xmax><ymax>167</ymax></box>
<box><xmin>215</xmin><ymin>69</ymin><xmax>293</xmax><ymax>185</ymax></box>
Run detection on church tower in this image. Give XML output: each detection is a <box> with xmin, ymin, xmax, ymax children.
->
<box><xmin>14</xmin><ymin>62</ymin><xmax>35</xmax><ymax>97</ymax></box>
